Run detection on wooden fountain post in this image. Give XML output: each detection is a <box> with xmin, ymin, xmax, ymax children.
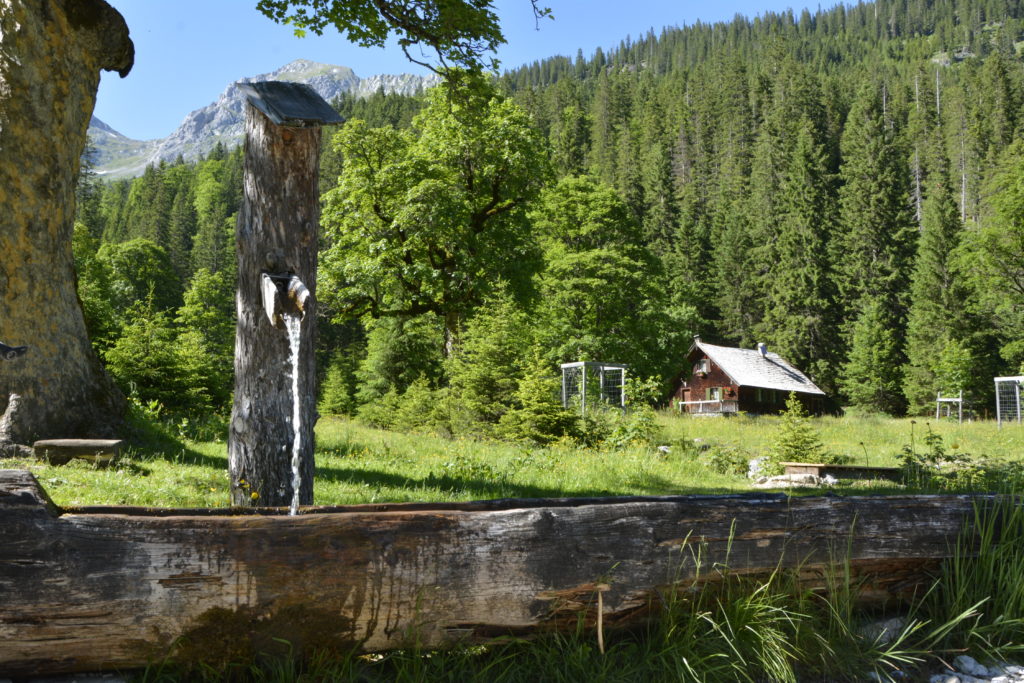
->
<box><xmin>229</xmin><ymin>82</ymin><xmax>343</xmax><ymax>508</ymax></box>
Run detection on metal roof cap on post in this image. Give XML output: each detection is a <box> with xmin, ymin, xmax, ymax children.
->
<box><xmin>237</xmin><ymin>81</ymin><xmax>345</xmax><ymax>128</ymax></box>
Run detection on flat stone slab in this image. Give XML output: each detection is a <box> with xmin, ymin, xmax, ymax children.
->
<box><xmin>33</xmin><ymin>439</ymin><xmax>124</xmax><ymax>466</ymax></box>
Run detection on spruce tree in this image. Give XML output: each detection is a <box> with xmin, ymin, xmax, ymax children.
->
<box><xmin>836</xmin><ymin>82</ymin><xmax>917</xmax><ymax>413</ymax></box>
<box><xmin>166</xmin><ymin>180</ymin><xmax>197</xmax><ymax>283</ymax></box>
<box><xmin>190</xmin><ymin>161</ymin><xmax>234</xmax><ymax>276</ymax></box>
<box><xmin>903</xmin><ymin>139</ymin><xmax>975</xmax><ymax>413</ymax></box>
<box><xmin>766</xmin><ymin>392</ymin><xmax>828</xmax><ymax>473</ymax></box>
<box><xmin>840</xmin><ymin>297</ymin><xmax>906</xmax><ymax>415</ymax></box>
<box><xmin>496</xmin><ymin>350</ymin><xmax>578</xmax><ymax>445</ymax></box>
<box><xmin>445</xmin><ymin>288</ymin><xmax>532</xmax><ymax>433</ymax></box>
<box><xmin>759</xmin><ymin>117</ymin><xmax>841</xmax><ymax>393</ymax></box>
<box><xmin>836</xmin><ymin>81</ymin><xmax>917</xmax><ymax>316</ymax></box>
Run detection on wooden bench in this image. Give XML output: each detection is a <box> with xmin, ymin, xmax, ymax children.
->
<box><xmin>781</xmin><ymin>461</ymin><xmax>902</xmax><ymax>481</ymax></box>
<box><xmin>33</xmin><ymin>439</ymin><xmax>124</xmax><ymax>466</ymax></box>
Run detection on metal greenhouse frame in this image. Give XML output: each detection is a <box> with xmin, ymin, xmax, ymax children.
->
<box><xmin>561</xmin><ymin>361</ymin><xmax>627</xmax><ymax>415</ymax></box>
<box><xmin>995</xmin><ymin>376</ymin><xmax>1023</xmax><ymax>428</ymax></box>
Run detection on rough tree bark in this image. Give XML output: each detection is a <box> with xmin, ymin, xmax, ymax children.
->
<box><xmin>229</xmin><ymin>103</ymin><xmax>320</xmax><ymax>507</ymax></box>
<box><xmin>0</xmin><ymin>0</ymin><xmax>133</xmax><ymax>452</ymax></box>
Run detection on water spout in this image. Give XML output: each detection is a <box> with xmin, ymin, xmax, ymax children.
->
<box><xmin>0</xmin><ymin>342</ymin><xmax>28</xmax><ymax>361</ymax></box>
<box><xmin>258</xmin><ymin>272</ymin><xmax>311</xmax><ymax>514</ymax></box>
<box><xmin>260</xmin><ymin>273</ymin><xmax>310</xmax><ymax>329</ymax></box>
<box><xmin>285</xmin><ymin>313</ymin><xmax>303</xmax><ymax>516</ymax></box>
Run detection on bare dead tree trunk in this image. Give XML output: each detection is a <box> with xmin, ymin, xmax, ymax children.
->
<box><xmin>0</xmin><ymin>0</ymin><xmax>133</xmax><ymax>452</ymax></box>
<box><xmin>229</xmin><ymin>103</ymin><xmax>321</xmax><ymax>507</ymax></box>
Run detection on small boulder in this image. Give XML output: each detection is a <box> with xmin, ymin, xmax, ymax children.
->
<box><xmin>953</xmin><ymin>655</ymin><xmax>990</xmax><ymax>678</ymax></box>
<box><xmin>859</xmin><ymin>616</ymin><xmax>907</xmax><ymax>646</ymax></box>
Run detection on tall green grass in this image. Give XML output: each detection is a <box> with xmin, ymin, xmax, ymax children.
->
<box><xmin>914</xmin><ymin>494</ymin><xmax>1024</xmax><ymax>660</ymax></box>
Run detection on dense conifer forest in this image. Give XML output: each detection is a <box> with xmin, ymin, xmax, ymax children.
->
<box><xmin>74</xmin><ymin>0</ymin><xmax>1024</xmax><ymax>434</ymax></box>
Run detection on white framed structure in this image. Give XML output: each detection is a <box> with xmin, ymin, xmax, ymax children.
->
<box><xmin>561</xmin><ymin>361</ymin><xmax>627</xmax><ymax>415</ymax></box>
<box><xmin>996</xmin><ymin>376</ymin><xmax>1023</xmax><ymax>428</ymax></box>
<box><xmin>935</xmin><ymin>390</ymin><xmax>963</xmax><ymax>424</ymax></box>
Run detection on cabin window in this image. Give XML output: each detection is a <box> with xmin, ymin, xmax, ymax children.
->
<box><xmin>694</xmin><ymin>358</ymin><xmax>709</xmax><ymax>375</ymax></box>
<box><xmin>706</xmin><ymin>387</ymin><xmax>721</xmax><ymax>401</ymax></box>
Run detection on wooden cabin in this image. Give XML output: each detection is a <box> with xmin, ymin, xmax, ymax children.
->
<box><xmin>674</xmin><ymin>338</ymin><xmax>827</xmax><ymax>415</ymax></box>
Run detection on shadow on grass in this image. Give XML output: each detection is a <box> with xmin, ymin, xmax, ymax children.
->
<box><xmin>125</xmin><ymin>411</ymin><xmax>227</xmax><ymax>471</ymax></box>
<box><xmin>314</xmin><ymin>463</ymin><xmax>748</xmax><ymax>501</ymax></box>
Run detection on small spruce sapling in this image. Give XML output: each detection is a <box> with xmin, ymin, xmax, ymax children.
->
<box><xmin>766</xmin><ymin>392</ymin><xmax>829</xmax><ymax>475</ymax></box>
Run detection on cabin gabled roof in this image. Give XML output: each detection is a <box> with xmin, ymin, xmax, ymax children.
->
<box><xmin>689</xmin><ymin>340</ymin><xmax>826</xmax><ymax>396</ymax></box>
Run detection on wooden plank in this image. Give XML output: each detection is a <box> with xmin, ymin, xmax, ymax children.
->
<box><xmin>780</xmin><ymin>462</ymin><xmax>902</xmax><ymax>481</ymax></box>
<box><xmin>0</xmin><ymin>469</ymin><xmax>995</xmax><ymax>675</ymax></box>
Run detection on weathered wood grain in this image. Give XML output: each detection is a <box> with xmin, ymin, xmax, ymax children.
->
<box><xmin>0</xmin><ymin>470</ymin><xmax>995</xmax><ymax>675</ymax></box>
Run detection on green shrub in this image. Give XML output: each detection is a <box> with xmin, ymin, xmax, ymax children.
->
<box><xmin>392</xmin><ymin>379</ymin><xmax>451</xmax><ymax>434</ymax></box>
<box><xmin>356</xmin><ymin>389</ymin><xmax>401</xmax><ymax>429</ymax></box>
<box><xmin>899</xmin><ymin>423</ymin><xmax>1024</xmax><ymax>491</ymax></box>
<box><xmin>706</xmin><ymin>442</ymin><xmax>753</xmax><ymax>476</ymax></box>
<box><xmin>606</xmin><ymin>406</ymin><xmax>661</xmax><ymax>449</ymax></box>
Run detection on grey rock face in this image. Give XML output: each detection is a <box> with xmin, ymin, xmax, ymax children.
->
<box><xmin>91</xmin><ymin>59</ymin><xmax>440</xmax><ymax>177</ymax></box>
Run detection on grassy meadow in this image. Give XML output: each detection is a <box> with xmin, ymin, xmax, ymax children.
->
<box><xmin>6</xmin><ymin>411</ymin><xmax>1024</xmax><ymax>509</ymax></box>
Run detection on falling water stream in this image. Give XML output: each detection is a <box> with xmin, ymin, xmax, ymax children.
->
<box><xmin>285</xmin><ymin>312</ymin><xmax>303</xmax><ymax>516</ymax></box>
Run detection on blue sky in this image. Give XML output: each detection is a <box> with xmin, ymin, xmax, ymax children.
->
<box><xmin>96</xmin><ymin>1</ymin><xmax>838</xmax><ymax>141</ymax></box>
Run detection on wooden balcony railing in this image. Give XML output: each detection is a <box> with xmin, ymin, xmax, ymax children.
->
<box><xmin>677</xmin><ymin>399</ymin><xmax>739</xmax><ymax>415</ymax></box>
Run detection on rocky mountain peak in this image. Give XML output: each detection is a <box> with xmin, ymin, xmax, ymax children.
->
<box><xmin>91</xmin><ymin>60</ymin><xmax>439</xmax><ymax>178</ymax></box>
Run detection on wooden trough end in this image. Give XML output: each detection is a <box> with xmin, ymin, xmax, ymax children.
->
<box><xmin>0</xmin><ymin>469</ymin><xmax>998</xmax><ymax>675</ymax></box>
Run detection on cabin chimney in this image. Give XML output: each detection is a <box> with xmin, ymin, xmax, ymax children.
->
<box><xmin>757</xmin><ymin>342</ymin><xmax>767</xmax><ymax>358</ymax></box>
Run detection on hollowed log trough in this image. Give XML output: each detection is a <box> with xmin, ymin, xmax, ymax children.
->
<box><xmin>0</xmin><ymin>469</ymin><xmax>995</xmax><ymax>675</ymax></box>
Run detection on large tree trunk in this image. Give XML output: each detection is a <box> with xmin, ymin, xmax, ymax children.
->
<box><xmin>229</xmin><ymin>104</ymin><xmax>320</xmax><ymax>507</ymax></box>
<box><xmin>0</xmin><ymin>470</ymin><xmax>1005</xmax><ymax>676</ymax></box>
<box><xmin>0</xmin><ymin>0</ymin><xmax>133</xmax><ymax>452</ymax></box>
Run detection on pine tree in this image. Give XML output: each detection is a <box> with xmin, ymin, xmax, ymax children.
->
<box><xmin>903</xmin><ymin>139</ymin><xmax>975</xmax><ymax>413</ymax></box>
<box><xmin>759</xmin><ymin>117</ymin><xmax>841</xmax><ymax>392</ymax></box>
<box><xmin>836</xmin><ymin>81</ymin><xmax>917</xmax><ymax>315</ymax></box>
<box><xmin>766</xmin><ymin>392</ymin><xmax>828</xmax><ymax>474</ymax></box>
<box><xmin>840</xmin><ymin>297</ymin><xmax>906</xmax><ymax>415</ymax></box>
<box><xmin>835</xmin><ymin>82</ymin><xmax>917</xmax><ymax>412</ymax></box>
<box><xmin>445</xmin><ymin>288</ymin><xmax>532</xmax><ymax>432</ymax></box>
